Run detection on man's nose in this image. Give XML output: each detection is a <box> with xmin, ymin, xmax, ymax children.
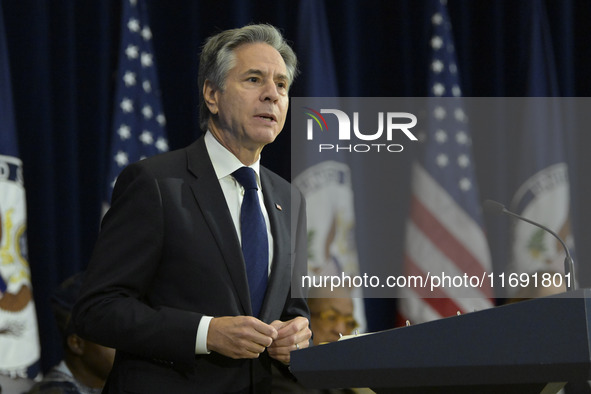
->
<box><xmin>260</xmin><ymin>80</ymin><xmax>279</xmax><ymax>102</ymax></box>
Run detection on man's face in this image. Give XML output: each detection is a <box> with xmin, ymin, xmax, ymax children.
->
<box><xmin>81</xmin><ymin>341</ymin><xmax>116</xmax><ymax>381</ymax></box>
<box><xmin>206</xmin><ymin>42</ymin><xmax>289</xmax><ymax>158</ymax></box>
<box><xmin>309</xmin><ymin>298</ymin><xmax>356</xmax><ymax>345</ymax></box>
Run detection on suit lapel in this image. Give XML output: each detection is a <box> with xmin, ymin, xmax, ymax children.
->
<box><xmin>259</xmin><ymin>169</ymin><xmax>292</xmax><ymax>323</ymax></box>
<box><xmin>185</xmin><ymin>138</ymin><xmax>252</xmax><ymax>316</ymax></box>
<box><xmin>184</xmin><ymin>138</ymin><xmax>292</xmax><ymax>321</ymax></box>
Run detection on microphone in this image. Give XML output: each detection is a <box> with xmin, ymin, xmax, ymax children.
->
<box><xmin>483</xmin><ymin>199</ymin><xmax>576</xmax><ymax>291</ymax></box>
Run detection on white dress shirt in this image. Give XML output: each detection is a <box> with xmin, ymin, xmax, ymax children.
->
<box><xmin>195</xmin><ymin>131</ymin><xmax>274</xmax><ymax>354</ymax></box>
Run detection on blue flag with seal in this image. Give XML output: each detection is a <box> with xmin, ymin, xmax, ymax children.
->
<box><xmin>508</xmin><ymin>0</ymin><xmax>574</xmax><ymax>289</ymax></box>
<box><xmin>104</xmin><ymin>0</ymin><xmax>168</xmax><ymax>212</ymax></box>
<box><xmin>0</xmin><ymin>1</ymin><xmax>41</xmax><ymax>381</ymax></box>
<box><xmin>291</xmin><ymin>0</ymin><xmax>365</xmax><ymax>331</ymax></box>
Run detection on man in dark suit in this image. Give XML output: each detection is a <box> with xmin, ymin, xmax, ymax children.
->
<box><xmin>73</xmin><ymin>24</ymin><xmax>311</xmax><ymax>393</ymax></box>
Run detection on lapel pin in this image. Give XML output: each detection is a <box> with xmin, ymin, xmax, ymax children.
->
<box><xmin>275</xmin><ymin>203</ymin><xmax>282</xmax><ymax>211</ymax></box>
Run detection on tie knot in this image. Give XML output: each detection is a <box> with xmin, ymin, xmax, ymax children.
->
<box><xmin>232</xmin><ymin>167</ymin><xmax>258</xmax><ymax>191</ymax></box>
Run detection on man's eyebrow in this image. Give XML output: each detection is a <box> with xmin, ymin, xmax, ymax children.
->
<box><xmin>242</xmin><ymin>69</ymin><xmax>289</xmax><ymax>83</ymax></box>
<box><xmin>276</xmin><ymin>73</ymin><xmax>289</xmax><ymax>83</ymax></box>
<box><xmin>243</xmin><ymin>69</ymin><xmax>264</xmax><ymax>76</ymax></box>
<box><xmin>329</xmin><ymin>306</ymin><xmax>352</xmax><ymax>316</ymax></box>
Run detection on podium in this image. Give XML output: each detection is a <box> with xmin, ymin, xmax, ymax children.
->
<box><xmin>291</xmin><ymin>289</ymin><xmax>591</xmax><ymax>393</ymax></box>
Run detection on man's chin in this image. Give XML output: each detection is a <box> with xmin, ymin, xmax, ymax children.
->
<box><xmin>250</xmin><ymin>128</ymin><xmax>281</xmax><ymax>146</ymax></box>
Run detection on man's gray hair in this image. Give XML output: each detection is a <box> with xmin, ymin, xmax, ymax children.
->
<box><xmin>198</xmin><ymin>24</ymin><xmax>298</xmax><ymax>131</ymax></box>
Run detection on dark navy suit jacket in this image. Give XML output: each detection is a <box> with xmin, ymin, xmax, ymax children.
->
<box><xmin>73</xmin><ymin>136</ymin><xmax>308</xmax><ymax>393</ymax></box>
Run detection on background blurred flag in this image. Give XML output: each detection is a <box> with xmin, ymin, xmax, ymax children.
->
<box><xmin>398</xmin><ymin>0</ymin><xmax>493</xmax><ymax>324</ymax></box>
<box><xmin>291</xmin><ymin>0</ymin><xmax>366</xmax><ymax>331</ymax></box>
<box><xmin>0</xmin><ymin>1</ymin><xmax>41</xmax><ymax>381</ymax></box>
<box><xmin>104</xmin><ymin>0</ymin><xmax>168</xmax><ymax>210</ymax></box>
<box><xmin>508</xmin><ymin>0</ymin><xmax>574</xmax><ymax>288</ymax></box>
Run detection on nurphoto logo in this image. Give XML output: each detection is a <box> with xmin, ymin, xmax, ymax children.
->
<box><xmin>303</xmin><ymin>106</ymin><xmax>418</xmax><ymax>153</ymax></box>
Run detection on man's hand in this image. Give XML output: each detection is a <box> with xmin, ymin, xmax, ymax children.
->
<box><xmin>267</xmin><ymin>316</ymin><xmax>311</xmax><ymax>364</ymax></box>
<box><xmin>207</xmin><ymin>316</ymin><xmax>278</xmax><ymax>359</ymax></box>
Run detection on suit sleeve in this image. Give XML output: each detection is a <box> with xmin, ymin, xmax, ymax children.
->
<box><xmin>280</xmin><ymin>187</ymin><xmax>310</xmax><ymax>322</ymax></box>
<box><xmin>73</xmin><ymin>163</ymin><xmax>201</xmax><ymax>364</ymax></box>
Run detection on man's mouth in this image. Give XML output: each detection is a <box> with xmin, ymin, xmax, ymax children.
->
<box><xmin>255</xmin><ymin>113</ymin><xmax>277</xmax><ymax>122</ymax></box>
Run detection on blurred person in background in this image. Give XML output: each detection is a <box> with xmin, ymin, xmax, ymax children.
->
<box><xmin>27</xmin><ymin>273</ymin><xmax>114</xmax><ymax>394</ymax></box>
<box><xmin>272</xmin><ymin>287</ymin><xmax>373</xmax><ymax>393</ymax></box>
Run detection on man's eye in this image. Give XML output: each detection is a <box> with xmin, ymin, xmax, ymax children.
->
<box><xmin>248</xmin><ymin>77</ymin><xmax>259</xmax><ymax>83</ymax></box>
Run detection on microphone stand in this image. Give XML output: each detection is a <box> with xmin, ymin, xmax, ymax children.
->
<box><xmin>484</xmin><ymin>200</ymin><xmax>576</xmax><ymax>291</ymax></box>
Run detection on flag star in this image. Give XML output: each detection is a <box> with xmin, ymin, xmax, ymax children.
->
<box><xmin>143</xmin><ymin>80</ymin><xmax>152</xmax><ymax>93</ymax></box>
<box><xmin>449</xmin><ymin>63</ymin><xmax>457</xmax><ymax>74</ymax></box>
<box><xmin>432</xmin><ymin>83</ymin><xmax>445</xmax><ymax>96</ymax></box>
<box><xmin>139</xmin><ymin>131</ymin><xmax>154</xmax><ymax>145</ymax></box>
<box><xmin>433</xmin><ymin>106</ymin><xmax>446</xmax><ymax>120</ymax></box>
<box><xmin>435</xmin><ymin>129</ymin><xmax>447</xmax><ymax>143</ymax></box>
<box><xmin>431</xmin><ymin>13</ymin><xmax>443</xmax><ymax>26</ymax></box>
<box><xmin>118</xmin><ymin>124</ymin><xmax>131</xmax><ymax>140</ymax></box>
<box><xmin>125</xmin><ymin>44</ymin><xmax>139</xmax><ymax>59</ymax></box>
<box><xmin>436</xmin><ymin>153</ymin><xmax>449</xmax><ymax>167</ymax></box>
<box><xmin>105</xmin><ymin>1</ymin><xmax>168</xmax><ymax>206</ymax></box>
<box><xmin>431</xmin><ymin>59</ymin><xmax>444</xmax><ymax>73</ymax></box>
<box><xmin>431</xmin><ymin>36</ymin><xmax>443</xmax><ymax>50</ymax></box>
<box><xmin>452</xmin><ymin>85</ymin><xmax>462</xmax><ymax>97</ymax></box>
<box><xmin>456</xmin><ymin>131</ymin><xmax>469</xmax><ymax>144</ymax></box>
<box><xmin>447</xmin><ymin>43</ymin><xmax>455</xmax><ymax>54</ymax></box>
<box><xmin>141</xmin><ymin>52</ymin><xmax>153</xmax><ymax>68</ymax></box>
<box><xmin>141</xmin><ymin>26</ymin><xmax>152</xmax><ymax>41</ymax></box>
<box><xmin>155</xmin><ymin>137</ymin><xmax>169</xmax><ymax>152</ymax></box>
<box><xmin>459</xmin><ymin>177</ymin><xmax>472</xmax><ymax>191</ymax></box>
<box><xmin>142</xmin><ymin>105</ymin><xmax>153</xmax><ymax>119</ymax></box>
<box><xmin>454</xmin><ymin>108</ymin><xmax>467</xmax><ymax>122</ymax></box>
<box><xmin>457</xmin><ymin>154</ymin><xmax>470</xmax><ymax>168</ymax></box>
<box><xmin>114</xmin><ymin>151</ymin><xmax>129</xmax><ymax>167</ymax></box>
<box><xmin>120</xmin><ymin>98</ymin><xmax>134</xmax><ymax>113</ymax></box>
<box><xmin>127</xmin><ymin>18</ymin><xmax>140</xmax><ymax>33</ymax></box>
<box><xmin>123</xmin><ymin>71</ymin><xmax>136</xmax><ymax>87</ymax></box>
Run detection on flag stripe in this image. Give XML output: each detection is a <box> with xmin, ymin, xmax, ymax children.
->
<box><xmin>411</xmin><ymin>163</ymin><xmax>491</xmax><ymax>268</ymax></box>
<box><xmin>403</xmin><ymin>256</ymin><xmax>459</xmax><ymax>301</ymax></box>
<box><xmin>405</xmin><ymin>221</ymin><xmax>493</xmax><ymax>301</ymax></box>
<box><xmin>398</xmin><ymin>290</ymin><xmax>450</xmax><ymax>324</ymax></box>
<box><xmin>410</xmin><ymin>194</ymin><xmax>490</xmax><ymax>286</ymax></box>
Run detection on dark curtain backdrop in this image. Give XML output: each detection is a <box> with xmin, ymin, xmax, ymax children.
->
<box><xmin>2</xmin><ymin>0</ymin><xmax>590</xmax><ymax>372</ymax></box>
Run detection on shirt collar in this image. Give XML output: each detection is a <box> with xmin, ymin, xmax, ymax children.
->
<box><xmin>204</xmin><ymin>131</ymin><xmax>262</xmax><ymax>186</ymax></box>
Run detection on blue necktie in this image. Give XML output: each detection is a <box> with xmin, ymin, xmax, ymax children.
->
<box><xmin>232</xmin><ymin>167</ymin><xmax>268</xmax><ymax>317</ymax></box>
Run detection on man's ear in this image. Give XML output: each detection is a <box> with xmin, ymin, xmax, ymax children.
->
<box><xmin>66</xmin><ymin>334</ymin><xmax>85</xmax><ymax>356</ymax></box>
<box><xmin>203</xmin><ymin>80</ymin><xmax>219</xmax><ymax>116</ymax></box>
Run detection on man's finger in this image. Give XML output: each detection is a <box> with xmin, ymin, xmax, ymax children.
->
<box><xmin>207</xmin><ymin>316</ymin><xmax>277</xmax><ymax>359</ymax></box>
<box><xmin>275</xmin><ymin>316</ymin><xmax>309</xmax><ymax>339</ymax></box>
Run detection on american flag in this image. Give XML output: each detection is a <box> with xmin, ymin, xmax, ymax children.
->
<box><xmin>104</xmin><ymin>0</ymin><xmax>168</xmax><ymax>207</ymax></box>
<box><xmin>398</xmin><ymin>0</ymin><xmax>493</xmax><ymax>324</ymax></box>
